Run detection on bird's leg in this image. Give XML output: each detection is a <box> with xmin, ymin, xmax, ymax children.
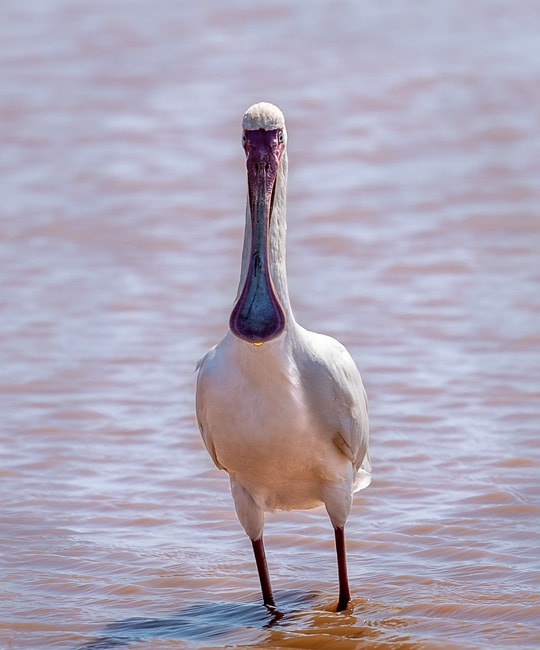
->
<box><xmin>251</xmin><ymin>536</ymin><xmax>276</xmax><ymax>608</ymax></box>
<box><xmin>334</xmin><ymin>526</ymin><xmax>351</xmax><ymax>611</ymax></box>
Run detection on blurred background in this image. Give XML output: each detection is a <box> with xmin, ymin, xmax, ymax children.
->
<box><xmin>1</xmin><ymin>1</ymin><xmax>539</xmax><ymax>648</ymax></box>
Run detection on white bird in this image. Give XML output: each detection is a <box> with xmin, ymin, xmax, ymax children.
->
<box><xmin>196</xmin><ymin>102</ymin><xmax>370</xmax><ymax>612</ymax></box>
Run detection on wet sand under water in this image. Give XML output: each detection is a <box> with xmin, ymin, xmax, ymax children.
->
<box><xmin>1</xmin><ymin>1</ymin><xmax>539</xmax><ymax>648</ymax></box>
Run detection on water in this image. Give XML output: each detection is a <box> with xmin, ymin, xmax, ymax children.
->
<box><xmin>1</xmin><ymin>1</ymin><xmax>539</xmax><ymax>648</ymax></box>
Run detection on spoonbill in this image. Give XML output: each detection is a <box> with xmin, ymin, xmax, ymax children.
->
<box><xmin>195</xmin><ymin>102</ymin><xmax>370</xmax><ymax>612</ymax></box>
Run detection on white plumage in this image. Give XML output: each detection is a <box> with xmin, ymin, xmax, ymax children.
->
<box><xmin>196</xmin><ymin>102</ymin><xmax>370</xmax><ymax>611</ymax></box>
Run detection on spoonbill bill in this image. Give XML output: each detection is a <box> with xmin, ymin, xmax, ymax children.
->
<box><xmin>195</xmin><ymin>102</ymin><xmax>370</xmax><ymax>612</ymax></box>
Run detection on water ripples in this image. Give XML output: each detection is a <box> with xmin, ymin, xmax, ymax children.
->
<box><xmin>2</xmin><ymin>0</ymin><xmax>540</xmax><ymax>648</ymax></box>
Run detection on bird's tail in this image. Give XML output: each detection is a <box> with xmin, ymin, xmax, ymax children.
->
<box><xmin>353</xmin><ymin>453</ymin><xmax>372</xmax><ymax>493</ymax></box>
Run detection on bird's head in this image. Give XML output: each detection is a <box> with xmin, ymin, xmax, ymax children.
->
<box><xmin>229</xmin><ymin>103</ymin><xmax>288</xmax><ymax>345</ymax></box>
<box><xmin>242</xmin><ymin>103</ymin><xmax>287</xmax><ymax>219</ymax></box>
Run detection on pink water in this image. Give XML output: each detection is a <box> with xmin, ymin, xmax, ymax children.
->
<box><xmin>1</xmin><ymin>1</ymin><xmax>539</xmax><ymax>648</ymax></box>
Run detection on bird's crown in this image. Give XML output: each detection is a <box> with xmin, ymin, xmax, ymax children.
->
<box><xmin>243</xmin><ymin>102</ymin><xmax>285</xmax><ymax>131</ymax></box>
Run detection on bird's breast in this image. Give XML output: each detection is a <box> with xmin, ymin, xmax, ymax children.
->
<box><xmin>198</xmin><ymin>340</ymin><xmax>349</xmax><ymax>512</ymax></box>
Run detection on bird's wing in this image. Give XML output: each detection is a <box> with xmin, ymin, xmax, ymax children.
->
<box><xmin>195</xmin><ymin>346</ymin><xmax>225</xmax><ymax>470</ymax></box>
<box><xmin>296</xmin><ymin>328</ymin><xmax>370</xmax><ymax>483</ymax></box>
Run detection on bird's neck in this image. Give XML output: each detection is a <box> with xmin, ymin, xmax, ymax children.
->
<box><xmin>236</xmin><ymin>152</ymin><xmax>293</xmax><ymax>321</ymax></box>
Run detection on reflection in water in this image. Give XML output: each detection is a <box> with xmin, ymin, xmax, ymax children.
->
<box><xmin>78</xmin><ymin>601</ymin><xmax>275</xmax><ymax>649</ymax></box>
<box><xmin>1</xmin><ymin>0</ymin><xmax>540</xmax><ymax>648</ymax></box>
<box><xmin>77</xmin><ymin>595</ymin><xmax>419</xmax><ymax>650</ymax></box>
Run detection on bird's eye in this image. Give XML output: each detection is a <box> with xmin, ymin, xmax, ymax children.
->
<box><xmin>278</xmin><ymin>131</ymin><xmax>284</xmax><ymax>143</ymax></box>
<box><xmin>242</xmin><ymin>133</ymin><xmax>247</xmax><ymax>146</ymax></box>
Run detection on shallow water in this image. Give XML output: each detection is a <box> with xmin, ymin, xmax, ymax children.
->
<box><xmin>1</xmin><ymin>1</ymin><xmax>539</xmax><ymax>648</ymax></box>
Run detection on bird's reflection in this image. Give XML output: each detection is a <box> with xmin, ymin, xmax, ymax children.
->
<box><xmin>76</xmin><ymin>591</ymin><xmax>312</xmax><ymax>649</ymax></box>
<box><xmin>76</xmin><ymin>592</ymin><xmax>419</xmax><ymax>650</ymax></box>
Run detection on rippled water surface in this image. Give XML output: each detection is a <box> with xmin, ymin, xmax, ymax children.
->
<box><xmin>1</xmin><ymin>1</ymin><xmax>540</xmax><ymax>648</ymax></box>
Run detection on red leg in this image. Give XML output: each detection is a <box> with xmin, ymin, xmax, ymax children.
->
<box><xmin>334</xmin><ymin>526</ymin><xmax>351</xmax><ymax>611</ymax></box>
<box><xmin>252</xmin><ymin>536</ymin><xmax>276</xmax><ymax>608</ymax></box>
